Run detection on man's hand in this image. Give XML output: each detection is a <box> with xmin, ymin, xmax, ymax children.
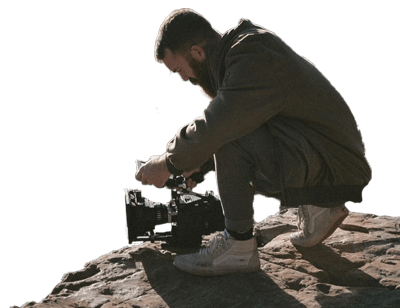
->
<box><xmin>135</xmin><ymin>154</ymin><xmax>171</xmax><ymax>188</ymax></box>
<box><xmin>183</xmin><ymin>167</ymin><xmax>201</xmax><ymax>189</ymax></box>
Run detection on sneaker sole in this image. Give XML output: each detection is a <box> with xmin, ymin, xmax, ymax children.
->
<box><xmin>174</xmin><ymin>253</ymin><xmax>260</xmax><ymax>276</ymax></box>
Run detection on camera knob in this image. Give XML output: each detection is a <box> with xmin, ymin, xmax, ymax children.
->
<box><xmin>205</xmin><ymin>191</ymin><xmax>214</xmax><ymax>197</ymax></box>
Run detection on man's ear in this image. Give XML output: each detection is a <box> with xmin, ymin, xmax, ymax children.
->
<box><xmin>190</xmin><ymin>45</ymin><xmax>206</xmax><ymax>61</ymax></box>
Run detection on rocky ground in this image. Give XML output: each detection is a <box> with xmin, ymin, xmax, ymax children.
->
<box><xmin>14</xmin><ymin>209</ymin><xmax>400</xmax><ymax>308</ymax></box>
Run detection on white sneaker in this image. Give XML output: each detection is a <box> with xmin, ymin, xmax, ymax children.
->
<box><xmin>290</xmin><ymin>204</ymin><xmax>349</xmax><ymax>247</ymax></box>
<box><xmin>174</xmin><ymin>230</ymin><xmax>260</xmax><ymax>276</ymax></box>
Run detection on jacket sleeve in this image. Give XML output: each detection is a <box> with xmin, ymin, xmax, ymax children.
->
<box><xmin>166</xmin><ymin>36</ymin><xmax>289</xmax><ymax>173</ymax></box>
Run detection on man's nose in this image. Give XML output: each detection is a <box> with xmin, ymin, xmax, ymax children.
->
<box><xmin>180</xmin><ymin>72</ymin><xmax>189</xmax><ymax>81</ymax></box>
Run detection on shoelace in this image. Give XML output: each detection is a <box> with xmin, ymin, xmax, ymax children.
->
<box><xmin>199</xmin><ymin>231</ymin><xmax>229</xmax><ymax>256</ymax></box>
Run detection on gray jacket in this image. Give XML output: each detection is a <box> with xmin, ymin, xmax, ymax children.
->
<box><xmin>165</xmin><ymin>20</ymin><xmax>371</xmax><ymax>206</ymax></box>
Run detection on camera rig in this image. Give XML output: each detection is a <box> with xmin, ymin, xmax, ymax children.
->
<box><xmin>125</xmin><ymin>175</ymin><xmax>225</xmax><ymax>247</ymax></box>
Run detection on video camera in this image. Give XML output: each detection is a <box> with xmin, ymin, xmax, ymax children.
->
<box><xmin>125</xmin><ymin>164</ymin><xmax>225</xmax><ymax>247</ymax></box>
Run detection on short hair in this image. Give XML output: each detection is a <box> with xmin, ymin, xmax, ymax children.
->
<box><xmin>155</xmin><ymin>8</ymin><xmax>219</xmax><ymax>62</ymax></box>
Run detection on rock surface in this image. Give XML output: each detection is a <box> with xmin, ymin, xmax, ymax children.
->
<box><xmin>14</xmin><ymin>209</ymin><xmax>400</xmax><ymax>308</ymax></box>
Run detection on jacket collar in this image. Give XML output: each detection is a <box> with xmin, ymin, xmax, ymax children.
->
<box><xmin>206</xmin><ymin>19</ymin><xmax>261</xmax><ymax>90</ymax></box>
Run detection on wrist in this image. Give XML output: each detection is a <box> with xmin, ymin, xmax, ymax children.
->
<box><xmin>160</xmin><ymin>153</ymin><xmax>171</xmax><ymax>177</ymax></box>
<box><xmin>164</xmin><ymin>153</ymin><xmax>183</xmax><ymax>175</ymax></box>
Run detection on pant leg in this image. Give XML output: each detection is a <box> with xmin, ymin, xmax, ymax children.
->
<box><xmin>214</xmin><ymin>125</ymin><xmax>280</xmax><ymax>232</ymax></box>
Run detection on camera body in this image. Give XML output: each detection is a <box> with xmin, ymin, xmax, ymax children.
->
<box><xmin>125</xmin><ymin>176</ymin><xmax>225</xmax><ymax>247</ymax></box>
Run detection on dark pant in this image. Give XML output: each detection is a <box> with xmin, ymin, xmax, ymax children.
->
<box><xmin>215</xmin><ymin>125</ymin><xmax>281</xmax><ymax>232</ymax></box>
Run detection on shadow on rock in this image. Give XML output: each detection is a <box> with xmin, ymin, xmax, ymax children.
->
<box><xmin>294</xmin><ymin>243</ymin><xmax>382</xmax><ymax>288</ymax></box>
<box><xmin>290</xmin><ymin>243</ymin><xmax>400</xmax><ymax>307</ymax></box>
<box><xmin>138</xmin><ymin>247</ymin><xmax>307</xmax><ymax>308</ymax></box>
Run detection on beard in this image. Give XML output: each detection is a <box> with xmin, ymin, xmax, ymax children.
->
<box><xmin>186</xmin><ymin>56</ymin><xmax>217</xmax><ymax>99</ymax></box>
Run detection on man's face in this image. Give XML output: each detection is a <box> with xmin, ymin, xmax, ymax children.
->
<box><xmin>162</xmin><ymin>48</ymin><xmax>216</xmax><ymax>99</ymax></box>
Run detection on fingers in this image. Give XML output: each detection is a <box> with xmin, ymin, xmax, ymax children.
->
<box><xmin>135</xmin><ymin>159</ymin><xmax>146</xmax><ymax>182</ymax></box>
<box><xmin>135</xmin><ymin>167</ymin><xmax>142</xmax><ymax>181</ymax></box>
<box><xmin>182</xmin><ymin>167</ymin><xmax>201</xmax><ymax>189</ymax></box>
<box><xmin>134</xmin><ymin>155</ymin><xmax>171</xmax><ymax>188</ymax></box>
<box><xmin>135</xmin><ymin>167</ymin><xmax>148</xmax><ymax>186</ymax></box>
<box><xmin>186</xmin><ymin>178</ymin><xmax>197</xmax><ymax>189</ymax></box>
